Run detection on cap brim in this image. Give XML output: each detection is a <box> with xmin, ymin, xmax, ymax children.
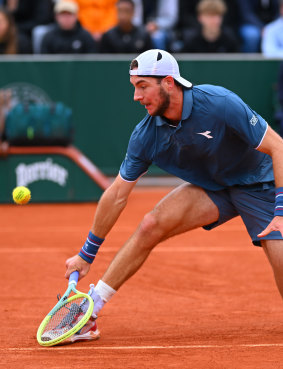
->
<box><xmin>174</xmin><ymin>76</ymin><xmax>192</xmax><ymax>88</ymax></box>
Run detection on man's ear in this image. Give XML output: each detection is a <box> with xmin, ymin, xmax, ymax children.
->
<box><xmin>162</xmin><ymin>76</ymin><xmax>175</xmax><ymax>90</ymax></box>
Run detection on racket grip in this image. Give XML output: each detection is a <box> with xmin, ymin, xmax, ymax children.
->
<box><xmin>69</xmin><ymin>271</ymin><xmax>79</xmax><ymax>285</ymax></box>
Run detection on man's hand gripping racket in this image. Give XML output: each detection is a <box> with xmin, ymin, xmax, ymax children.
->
<box><xmin>37</xmin><ymin>271</ymin><xmax>94</xmax><ymax>346</ymax></box>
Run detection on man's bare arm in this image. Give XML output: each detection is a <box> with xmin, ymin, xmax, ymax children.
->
<box><xmin>65</xmin><ymin>175</ymin><xmax>137</xmax><ymax>279</ymax></box>
<box><xmin>91</xmin><ymin>175</ymin><xmax>137</xmax><ymax>238</ymax></box>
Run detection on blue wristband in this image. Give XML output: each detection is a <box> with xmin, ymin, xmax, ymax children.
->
<box><xmin>275</xmin><ymin>187</ymin><xmax>283</xmax><ymax>216</ymax></box>
<box><xmin>78</xmin><ymin>231</ymin><xmax>104</xmax><ymax>264</ymax></box>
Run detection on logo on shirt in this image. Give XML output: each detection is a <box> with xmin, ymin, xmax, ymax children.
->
<box><xmin>250</xmin><ymin>114</ymin><xmax>258</xmax><ymax>126</ymax></box>
<box><xmin>196</xmin><ymin>131</ymin><xmax>213</xmax><ymax>139</ymax></box>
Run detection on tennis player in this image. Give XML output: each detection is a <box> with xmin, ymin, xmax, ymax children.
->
<box><xmin>65</xmin><ymin>49</ymin><xmax>283</xmax><ymax>341</ymax></box>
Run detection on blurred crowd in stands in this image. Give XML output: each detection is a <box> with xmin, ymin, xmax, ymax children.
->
<box><xmin>0</xmin><ymin>0</ymin><xmax>282</xmax><ymax>56</ymax></box>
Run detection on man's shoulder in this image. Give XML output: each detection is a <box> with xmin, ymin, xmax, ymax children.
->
<box><xmin>100</xmin><ymin>26</ymin><xmax>121</xmax><ymax>46</ymax></box>
<box><xmin>102</xmin><ymin>26</ymin><xmax>119</xmax><ymax>37</ymax></box>
<box><xmin>192</xmin><ymin>84</ymin><xmax>232</xmax><ymax>98</ymax></box>
<box><xmin>182</xmin><ymin>28</ymin><xmax>202</xmax><ymax>49</ymax></box>
<box><xmin>264</xmin><ymin>17</ymin><xmax>283</xmax><ymax>32</ymax></box>
<box><xmin>75</xmin><ymin>24</ymin><xmax>92</xmax><ymax>38</ymax></box>
<box><xmin>43</xmin><ymin>25</ymin><xmax>60</xmax><ymax>39</ymax></box>
<box><xmin>192</xmin><ymin>85</ymin><xmax>247</xmax><ymax>113</ymax></box>
<box><xmin>104</xmin><ymin>25</ymin><xmax>149</xmax><ymax>39</ymax></box>
<box><xmin>134</xmin><ymin>114</ymin><xmax>154</xmax><ymax>132</ymax></box>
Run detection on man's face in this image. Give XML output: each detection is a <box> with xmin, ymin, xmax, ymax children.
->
<box><xmin>117</xmin><ymin>1</ymin><xmax>134</xmax><ymax>27</ymax></box>
<box><xmin>130</xmin><ymin>75</ymin><xmax>170</xmax><ymax>116</ymax></box>
<box><xmin>56</xmin><ymin>11</ymin><xmax>77</xmax><ymax>30</ymax></box>
<box><xmin>198</xmin><ymin>12</ymin><xmax>223</xmax><ymax>32</ymax></box>
<box><xmin>0</xmin><ymin>12</ymin><xmax>9</xmax><ymax>39</ymax></box>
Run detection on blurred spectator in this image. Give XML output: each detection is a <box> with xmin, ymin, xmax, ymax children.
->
<box><xmin>237</xmin><ymin>0</ymin><xmax>279</xmax><ymax>52</ymax></box>
<box><xmin>175</xmin><ymin>0</ymin><xmax>199</xmax><ymax>32</ymax></box>
<box><xmin>41</xmin><ymin>0</ymin><xmax>97</xmax><ymax>54</ymax></box>
<box><xmin>221</xmin><ymin>0</ymin><xmax>241</xmax><ymax>34</ymax></box>
<box><xmin>5</xmin><ymin>0</ymin><xmax>53</xmax><ymax>52</ymax></box>
<box><xmin>100</xmin><ymin>0</ymin><xmax>152</xmax><ymax>53</ymax></box>
<box><xmin>124</xmin><ymin>0</ymin><xmax>157</xmax><ymax>27</ymax></box>
<box><xmin>75</xmin><ymin>0</ymin><xmax>118</xmax><ymax>41</ymax></box>
<box><xmin>142</xmin><ymin>0</ymin><xmax>179</xmax><ymax>50</ymax></box>
<box><xmin>0</xmin><ymin>88</ymin><xmax>10</xmax><ymax>156</ymax></box>
<box><xmin>181</xmin><ymin>0</ymin><xmax>239</xmax><ymax>53</ymax></box>
<box><xmin>0</xmin><ymin>7</ymin><xmax>31</xmax><ymax>53</ymax></box>
<box><xmin>262</xmin><ymin>0</ymin><xmax>283</xmax><ymax>56</ymax></box>
<box><xmin>131</xmin><ymin>0</ymin><xmax>143</xmax><ymax>26</ymax></box>
<box><xmin>0</xmin><ymin>7</ymin><xmax>16</xmax><ymax>53</ymax></box>
<box><xmin>173</xmin><ymin>0</ymin><xmax>240</xmax><ymax>52</ymax></box>
<box><xmin>32</xmin><ymin>23</ymin><xmax>56</xmax><ymax>54</ymax></box>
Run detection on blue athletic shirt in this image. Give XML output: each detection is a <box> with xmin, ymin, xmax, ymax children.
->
<box><xmin>119</xmin><ymin>84</ymin><xmax>274</xmax><ymax>191</ymax></box>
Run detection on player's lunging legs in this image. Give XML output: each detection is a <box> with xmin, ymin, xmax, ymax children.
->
<box><xmin>262</xmin><ymin>240</ymin><xmax>283</xmax><ymax>300</ymax></box>
<box><xmin>101</xmin><ymin>184</ymin><xmax>219</xmax><ymax>290</ymax></box>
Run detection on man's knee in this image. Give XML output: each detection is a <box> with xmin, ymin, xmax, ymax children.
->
<box><xmin>138</xmin><ymin>211</ymin><xmax>166</xmax><ymax>242</ymax></box>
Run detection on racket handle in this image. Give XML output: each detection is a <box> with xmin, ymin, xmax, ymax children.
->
<box><xmin>69</xmin><ymin>271</ymin><xmax>79</xmax><ymax>285</ymax></box>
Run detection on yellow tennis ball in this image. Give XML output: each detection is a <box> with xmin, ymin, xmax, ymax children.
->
<box><xmin>12</xmin><ymin>186</ymin><xmax>31</xmax><ymax>205</ymax></box>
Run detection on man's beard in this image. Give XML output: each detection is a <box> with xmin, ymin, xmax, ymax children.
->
<box><xmin>150</xmin><ymin>86</ymin><xmax>170</xmax><ymax>116</ymax></box>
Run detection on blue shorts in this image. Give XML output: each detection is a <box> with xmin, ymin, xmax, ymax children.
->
<box><xmin>204</xmin><ymin>181</ymin><xmax>283</xmax><ymax>246</ymax></box>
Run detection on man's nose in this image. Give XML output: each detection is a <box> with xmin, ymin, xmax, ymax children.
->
<box><xmin>134</xmin><ymin>89</ymin><xmax>142</xmax><ymax>101</ymax></box>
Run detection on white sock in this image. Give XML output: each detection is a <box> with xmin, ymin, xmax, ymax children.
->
<box><xmin>94</xmin><ymin>280</ymin><xmax>116</xmax><ymax>303</ymax></box>
<box><xmin>90</xmin><ymin>289</ymin><xmax>105</xmax><ymax>316</ymax></box>
<box><xmin>85</xmin><ymin>280</ymin><xmax>116</xmax><ymax>317</ymax></box>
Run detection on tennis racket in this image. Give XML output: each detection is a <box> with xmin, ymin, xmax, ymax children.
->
<box><xmin>37</xmin><ymin>271</ymin><xmax>94</xmax><ymax>347</ymax></box>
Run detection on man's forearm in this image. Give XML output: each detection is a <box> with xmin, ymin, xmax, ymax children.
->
<box><xmin>64</xmin><ymin>184</ymin><xmax>126</xmax><ymax>278</ymax></box>
<box><xmin>91</xmin><ymin>186</ymin><xmax>128</xmax><ymax>238</ymax></box>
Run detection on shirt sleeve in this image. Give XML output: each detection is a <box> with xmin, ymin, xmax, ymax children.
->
<box><xmin>119</xmin><ymin>126</ymin><xmax>152</xmax><ymax>182</ymax></box>
<box><xmin>224</xmin><ymin>92</ymin><xmax>268</xmax><ymax>148</ymax></box>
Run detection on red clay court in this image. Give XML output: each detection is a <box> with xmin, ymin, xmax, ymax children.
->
<box><xmin>1</xmin><ymin>187</ymin><xmax>283</xmax><ymax>368</ymax></box>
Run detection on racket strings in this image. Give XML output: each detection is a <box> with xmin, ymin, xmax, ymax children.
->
<box><xmin>41</xmin><ymin>297</ymin><xmax>86</xmax><ymax>341</ymax></box>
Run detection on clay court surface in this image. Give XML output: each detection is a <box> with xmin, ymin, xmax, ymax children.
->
<box><xmin>1</xmin><ymin>187</ymin><xmax>283</xmax><ymax>368</ymax></box>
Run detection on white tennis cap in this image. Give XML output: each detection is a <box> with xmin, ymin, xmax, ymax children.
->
<box><xmin>129</xmin><ymin>49</ymin><xmax>192</xmax><ymax>88</ymax></box>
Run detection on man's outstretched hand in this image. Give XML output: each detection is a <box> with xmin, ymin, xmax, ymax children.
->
<box><xmin>65</xmin><ymin>255</ymin><xmax>91</xmax><ymax>280</ymax></box>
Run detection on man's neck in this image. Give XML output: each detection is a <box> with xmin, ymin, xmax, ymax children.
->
<box><xmin>163</xmin><ymin>88</ymin><xmax>184</xmax><ymax>122</ymax></box>
<box><xmin>119</xmin><ymin>23</ymin><xmax>134</xmax><ymax>33</ymax></box>
<box><xmin>202</xmin><ymin>27</ymin><xmax>221</xmax><ymax>42</ymax></box>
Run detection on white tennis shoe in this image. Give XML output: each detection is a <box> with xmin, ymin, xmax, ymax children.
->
<box><xmin>66</xmin><ymin>316</ymin><xmax>100</xmax><ymax>343</ymax></box>
<box><xmin>65</xmin><ymin>284</ymin><xmax>104</xmax><ymax>343</ymax></box>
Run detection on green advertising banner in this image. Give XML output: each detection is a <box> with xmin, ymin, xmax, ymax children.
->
<box><xmin>0</xmin><ymin>153</ymin><xmax>103</xmax><ymax>203</ymax></box>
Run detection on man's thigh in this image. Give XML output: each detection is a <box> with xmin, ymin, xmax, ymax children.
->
<box><xmin>151</xmin><ymin>183</ymin><xmax>219</xmax><ymax>239</ymax></box>
<box><xmin>261</xmin><ymin>239</ymin><xmax>283</xmax><ymax>270</ymax></box>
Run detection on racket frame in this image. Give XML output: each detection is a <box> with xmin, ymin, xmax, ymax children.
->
<box><xmin>37</xmin><ymin>271</ymin><xmax>94</xmax><ymax>347</ymax></box>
